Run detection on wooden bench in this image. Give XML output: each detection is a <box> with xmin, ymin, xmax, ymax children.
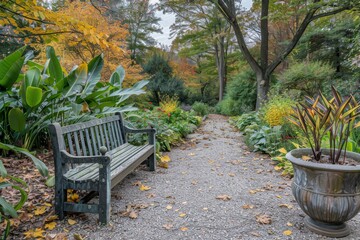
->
<box><xmin>48</xmin><ymin>113</ymin><xmax>156</xmax><ymax>224</ymax></box>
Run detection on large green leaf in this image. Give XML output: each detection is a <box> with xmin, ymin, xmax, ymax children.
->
<box><xmin>0</xmin><ymin>197</ymin><xmax>17</xmax><ymax>218</ymax></box>
<box><xmin>24</xmin><ymin>67</ymin><xmax>41</xmax><ymax>87</ymax></box>
<box><xmin>26</xmin><ymin>86</ymin><xmax>43</xmax><ymax>107</ymax></box>
<box><xmin>8</xmin><ymin>175</ymin><xmax>28</xmax><ymax>211</ymax></box>
<box><xmin>0</xmin><ymin>160</ymin><xmax>7</xmax><ymax>177</ymax></box>
<box><xmin>45</xmin><ymin>175</ymin><xmax>55</xmax><ymax>187</ymax></box>
<box><xmin>0</xmin><ymin>143</ymin><xmax>48</xmax><ymax>177</ymax></box>
<box><xmin>0</xmin><ymin>47</ymin><xmax>26</xmax><ymax>89</ymax></box>
<box><xmin>20</xmin><ymin>67</ymin><xmax>42</xmax><ymax>107</ymax></box>
<box><xmin>46</xmin><ymin>46</ymin><xmax>63</xmax><ymax>83</ymax></box>
<box><xmin>110</xmin><ymin>65</ymin><xmax>125</xmax><ymax>86</ymax></box>
<box><xmin>63</xmin><ymin>64</ymin><xmax>88</xmax><ymax>99</ymax></box>
<box><xmin>8</xmin><ymin>108</ymin><xmax>26</xmax><ymax>132</ymax></box>
<box><xmin>80</xmin><ymin>54</ymin><xmax>104</xmax><ymax>99</ymax></box>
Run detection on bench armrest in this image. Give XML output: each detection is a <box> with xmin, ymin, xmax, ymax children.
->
<box><xmin>60</xmin><ymin>150</ymin><xmax>111</xmax><ymax>165</ymax></box>
<box><xmin>124</xmin><ymin>126</ymin><xmax>156</xmax><ymax>145</ymax></box>
<box><xmin>124</xmin><ymin>126</ymin><xmax>156</xmax><ymax>134</ymax></box>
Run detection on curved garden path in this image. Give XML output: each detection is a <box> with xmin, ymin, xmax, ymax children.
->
<box><xmin>57</xmin><ymin>114</ymin><xmax>360</xmax><ymax>239</ymax></box>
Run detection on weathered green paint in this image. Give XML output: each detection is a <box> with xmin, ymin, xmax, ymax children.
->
<box><xmin>48</xmin><ymin>113</ymin><xmax>156</xmax><ymax>224</ymax></box>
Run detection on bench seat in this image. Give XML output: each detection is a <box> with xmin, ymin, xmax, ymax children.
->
<box><xmin>64</xmin><ymin>143</ymin><xmax>153</xmax><ymax>185</ymax></box>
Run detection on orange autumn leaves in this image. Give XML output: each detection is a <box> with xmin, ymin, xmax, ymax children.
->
<box><xmin>2</xmin><ymin>0</ymin><xmax>143</xmax><ymax>84</ymax></box>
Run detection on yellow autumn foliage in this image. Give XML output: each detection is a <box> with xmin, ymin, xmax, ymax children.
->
<box><xmin>261</xmin><ymin>96</ymin><xmax>295</xmax><ymax>126</ymax></box>
<box><xmin>2</xmin><ymin>0</ymin><xmax>143</xmax><ymax>84</ymax></box>
<box><xmin>159</xmin><ymin>96</ymin><xmax>179</xmax><ymax>115</ymax></box>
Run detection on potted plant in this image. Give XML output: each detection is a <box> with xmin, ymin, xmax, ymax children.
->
<box><xmin>286</xmin><ymin>86</ymin><xmax>360</xmax><ymax>238</ymax></box>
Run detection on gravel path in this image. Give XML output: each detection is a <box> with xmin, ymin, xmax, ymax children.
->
<box><xmin>60</xmin><ymin>114</ymin><xmax>360</xmax><ymax>240</ymax></box>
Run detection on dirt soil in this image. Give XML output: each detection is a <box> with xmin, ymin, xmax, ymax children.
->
<box><xmin>2</xmin><ymin>114</ymin><xmax>360</xmax><ymax>239</ymax></box>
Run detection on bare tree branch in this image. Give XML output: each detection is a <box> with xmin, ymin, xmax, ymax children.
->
<box><xmin>0</xmin><ymin>31</ymin><xmax>80</xmax><ymax>39</ymax></box>
<box><xmin>0</xmin><ymin>4</ymin><xmax>55</xmax><ymax>25</ymax></box>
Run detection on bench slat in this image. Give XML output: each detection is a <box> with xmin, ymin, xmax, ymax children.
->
<box><xmin>73</xmin><ymin>131</ymin><xmax>81</xmax><ymax>156</ymax></box>
<box><xmin>66</xmin><ymin>133</ymin><xmax>75</xmax><ymax>155</ymax></box>
<box><xmin>113</xmin><ymin>121</ymin><xmax>121</xmax><ymax>147</ymax></box>
<box><xmin>90</xmin><ymin>127</ymin><xmax>97</xmax><ymax>155</ymax></box>
<box><xmin>94</xmin><ymin>125</ymin><xmax>102</xmax><ymax>154</ymax></box>
<box><xmin>64</xmin><ymin>144</ymin><xmax>152</xmax><ymax>182</ymax></box>
<box><xmin>102</xmin><ymin>123</ymin><xmax>111</xmax><ymax>150</ymax></box>
<box><xmin>61</xmin><ymin>115</ymin><xmax>120</xmax><ymax>134</ymax></box>
<box><xmin>115</xmin><ymin>121</ymin><xmax>124</xmax><ymax>145</ymax></box>
<box><xmin>85</xmin><ymin>128</ymin><xmax>93</xmax><ymax>156</ymax></box>
<box><xmin>79</xmin><ymin>130</ymin><xmax>87</xmax><ymax>156</ymax></box>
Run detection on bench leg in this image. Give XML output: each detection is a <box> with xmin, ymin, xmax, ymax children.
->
<box><xmin>148</xmin><ymin>153</ymin><xmax>156</xmax><ymax>171</ymax></box>
<box><xmin>55</xmin><ymin>186</ymin><xmax>66</xmax><ymax>220</ymax></box>
<box><xmin>99</xmin><ymin>165</ymin><xmax>111</xmax><ymax>224</ymax></box>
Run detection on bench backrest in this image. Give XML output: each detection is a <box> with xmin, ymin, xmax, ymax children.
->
<box><xmin>49</xmin><ymin>113</ymin><xmax>126</xmax><ymax>159</ymax></box>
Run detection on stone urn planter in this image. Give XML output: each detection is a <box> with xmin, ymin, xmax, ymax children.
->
<box><xmin>286</xmin><ymin>148</ymin><xmax>360</xmax><ymax>238</ymax></box>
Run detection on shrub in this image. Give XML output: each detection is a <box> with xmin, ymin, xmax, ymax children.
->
<box><xmin>276</xmin><ymin>61</ymin><xmax>335</xmax><ymax>99</ymax></box>
<box><xmin>216</xmin><ymin>69</ymin><xmax>256</xmax><ymax>115</ymax></box>
<box><xmin>246</xmin><ymin>125</ymin><xmax>283</xmax><ymax>155</ymax></box>
<box><xmin>143</xmin><ymin>54</ymin><xmax>185</xmax><ymax>104</ymax></box>
<box><xmin>192</xmin><ymin>102</ymin><xmax>210</xmax><ymax>116</ymax></box>
<box><xmin>126</xmin><ymin>106</ymin><xmax>201</xmax><ymax>153</ymax></box>
<box><xmin>260</xmin><ymin>96</ymin><xmax>295</xmax><ymax>127</ymax></box>
<box><xmin>231</xmin><ymin>112</ymin><xmax>260</xmax><ymax>131</ymax></box>
<box><xmin>159</xmin><ymin>96</ymin><xmax>179</xmax><ymax>115</ymax></box>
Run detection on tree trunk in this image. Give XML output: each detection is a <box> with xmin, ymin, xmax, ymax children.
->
<box><xmin>255</xmin><ymin>71</ymin><xmax>270</xmax><ymax>110</ymax></box>
<box><xmin>214</xmin><ymin>38</ymin><xmax>226</xmax><ymax>102</ymax></box>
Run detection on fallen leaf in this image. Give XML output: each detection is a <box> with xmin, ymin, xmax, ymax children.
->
<box><xmin>228</xmin><ymin>173</ymin><xmax>235</xmax><ymax>177</ymax></box>
<box><xmin>147</xmin><ymin>193</ymin><xmax>156</xmax><ymax>198</ymax></box>
<box><xmin>256</xmin><ymin>214</ymin><xmax>272</xmax><ymax>225</ymax></box>
<box><xmin>250</xmin><ymin>232</ymin><xmax>261</xmax><ymax>237</ymax></box>
<box><xmin>73</xmin><ymin>233</ymin><xmax>84</xmax><ymax>240</ymax></box>
<box><xmin>45</xmin><ymin>222</ymin><xmax>57</xmax><ymax>230</ymax></box>
<box><xmin>188</xmin><ymin>153</ymin><xmax>195</xmax><ymax>156</ymax></box>
<box><xmin>67</xmin><ymin>219</ymin><xmax>77</xmax><ymax>225</ymax></box>
<box><xmin>132</xmin><ymin>181</ymin><xmax>142</xmax><ymax>186</ymax></box>
<box><xmin>216</xmin><ymin>195</ymin><xmax>231</xmax><ymax>201</ymax></box>
<box><xmin>203</xmin><ymin>207</ymin><xmax>208</xmax><ymax>211</ymax></box>
<box><xmin>256</xmin><ymin>169</ymin><xmax>264</xmax><ymax>174</ymax></box>
<box><xmin>283</xmin><ymin>230</ymin><xmax>292</xmax><ymax>236</ymax></box>
<box><xmin>161</xmin><ymin>155</ymin><xmax>171</xmax><ymax>162</ymax></box>
<box><xmin>45</xmin><ymin>215</ymin><xmax>59</xmax><ymax>222</ymax></box>
<box><xmin>34</xmin><ymin>206</ymin><xmax>47</xmax><ymax>216</ymax></box>
<box><xmin>191</xmin><ymin>180</ymin><xmax>198</xmax><ymax>185</ymax></box>
<box><xmin>129</xmin><ymin>211</ymin><xmax>138</xmax><ymax>219</ymax></box>
<box><xmin>274</xmin><ymin>166</ymin><xmax>282</xmax><ymax>171</ymax></box>
<box><xmin>286</xmin><ymin>222</ymin><xmax>293</xmax><ymax>227</ymax></box>
<box><xmin>302</xmin><ymin>156</ymin><xmax>311</xmax><ymax>161</ymax></box>
<box><xmin>179</xmin><ymin>213</ymin><xmax>187</xmax><ymax>217</ymax></box>
<box><xmin>24</xmin><ymin>228</ymin><xmax>45</xmax><ymax>239</ymax></box>
<box><xmin>279</xmin><ymin>204</ymin><xmax>293</xmax><ymax>209</ymax></box>
<box><xmin>166</xmin><ymin>205</ymin><xmax>173</xmax><ymax>210</ymax></box>
<box><xmin>139</xmin><ymin>184</ymin><xmax>151</xmax><ymax>191</ymax></box>
<box><xmin>249</xmin><ymin>189</ymin><xmax>258</xmax><ymax>194</ymax></box>
<box><xmin>158</xmin><ymin>162</ymin><xmax>169</xmax><ymax>169</ymax></box>
<box><xmin>163</xmin><ymin>224</ymin><xmax>173</xmax><ymax>230</ymax></box>
<box><xmin>242</xmin><ymin>204</ymin><xmax>255</xmax><ymax>209</ymax></box>
<box><xmin>45</xmin><ymin>233</ymin><xmax>68</xmax><ymax>240</ymax></box>
<box><xmin>180</xmin><ymin>226</ymin><xmax>188</xmax><ymax>231</ymax></box>
<box><xmin>276</xmin><ymin>195</ymin><xmax>282</xmax><ymax>199</ymax></box>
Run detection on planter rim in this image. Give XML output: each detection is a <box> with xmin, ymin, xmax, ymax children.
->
<box><xmin>286</xmin><ymin>148</ymin><xmax>360</xmax><ymax>172</ymax></box>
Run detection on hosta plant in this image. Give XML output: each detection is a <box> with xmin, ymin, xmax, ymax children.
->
<box><xmin>289</xmin><ymin>86</ymin><xmax>360</xmax><ymax>163</ymax></box>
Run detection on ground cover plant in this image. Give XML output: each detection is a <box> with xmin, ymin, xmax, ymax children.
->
<box><xmin>127</xmin><ymin>97</ymin><xmax>202</xmax><ymax>154</ymax></box>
